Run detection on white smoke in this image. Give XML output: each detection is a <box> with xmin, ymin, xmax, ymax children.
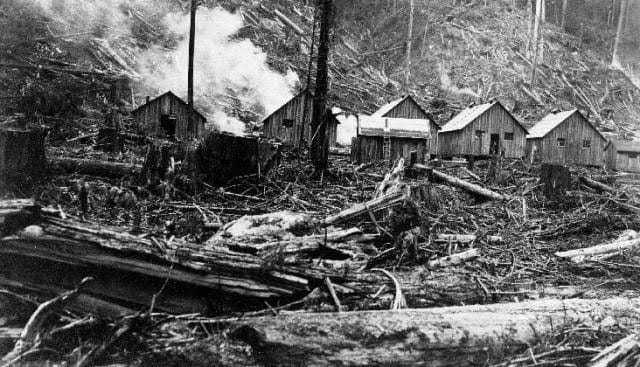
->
<box><xmin>136</xmin><ymin>7</ymin><xmax>299</xmax><ymax>135</ymax></box>
<box><xmin>20</xmin><ymin>1</ymin><xmax>300</xmax><ymax>136</ymax></box>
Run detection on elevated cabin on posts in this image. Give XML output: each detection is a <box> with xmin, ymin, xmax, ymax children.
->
<box><xmin>438</xmin><ymin>100</ymin><xmax>527</xmax><ymax>159</ymax></box>
<box><xmin>261</xmin><ymin>90</ymin><xmax>339</xmax><ymax>147</ymax></box>
<box><xmin>604</xmin><ymin>140</ymin><xmax>640</xmax><ymax>173</ymax></box>
<box><xmin>131</xmin><ymin>91</ymin><xmax>206</xmax><ymax>141</ymax></box>
<box><xmin>350</xmin><ymin>115</ymin><xmax>435</xmax><ymax>164</ymax></box>
<box><xmin>526</xmin><ymin>109</ymin><xmax>607</xmax><ymax>167</ymax></box>
<box><xmin>372</xmin><ymin>95</ymin><xmax>439</xmax><ymax>155</ymax></box>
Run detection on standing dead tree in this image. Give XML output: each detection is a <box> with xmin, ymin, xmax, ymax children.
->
<box><xmin>405</xmin><ymin>0</ymin><xmax>414</xmax><ymax>86</ymax></box>
<box><xmin>310</xmin><ymin>0</ymin><xmax>333</xmax><ymax>174</ymax></box>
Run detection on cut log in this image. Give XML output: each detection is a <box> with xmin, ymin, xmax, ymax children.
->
<box><xmin>274</xmin><ymin>9</ymin><xmax>305</xmax><ymax>35</ymax></box>
<box><xmin>229</xmin><ymin>297</ymin><xmax>640</xmax><ymax>367</ymax></box>
<box><xmin>0</xmin><ymin>127</ymin><xmax>46</xmax><ymax>193</ymax></box>
<box><xmin>425</xmin><ymin>167</ymin><xmax>508</xmax><ymax>201</ymax></box>
<box><xmin>590</xmin><ymin>334</ymin><xmax>640</xmax><ymax>367</ymax></box>
<box><xmin>49</xmin><ymin>157</ymin><xmax>141</xmax><ymax>179</ymax></box>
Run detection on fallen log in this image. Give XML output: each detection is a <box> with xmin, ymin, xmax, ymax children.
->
<box><xmin>429</xmin><ymin>167</ymin><xmax>508</xmax><ymax>201</ymax></box>
<box><xmin>274</xmin><ymin>9</ymin><xmax>305</xmax><ymax>35</ymax></box>
<box><xmin>229</xmin><ymin>297</ymin><xmax>640</xmax><ymax>367</ymax></box>
<box><xmin>0</xmin><ymin>201</ymin><xmax>332</xmax><ymax>315</ymax></box>
<box><xmin>579</xmin><ymin>176</ymin><xmax>616</xmax><ymax>193</ymax></box>
<box><xmin>590</xmin><ymin>333</ymin><xmax>640</xmax><ymax>367</ymax></box>
<box><xmin>555</xmin><ymin>231</ymin><xmax>640</xmax><ymax>262</ymax></box>
<box><xmin>49</xmin><ymin>157</ymin><xmax>141</xmax><ymax>178</ymax></box>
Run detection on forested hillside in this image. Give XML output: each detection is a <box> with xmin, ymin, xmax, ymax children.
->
<box><xmin>1</xmin><ymin>0</ymin><xmax>640</xmax><ymax>139</ymax></box>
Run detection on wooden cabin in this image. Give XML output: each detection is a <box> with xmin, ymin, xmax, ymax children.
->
<box><xmin>604</xmin><ymin>140</ymin><xmax>640</xmax><ymax>172</ymax></box>
<box><xmin>438</xmin><ymin>100</ymin><xmax>527</xmax><ymax>159</ymax></box>
<box><xmin>372</xmin><ymin>95</ymin><xmax>439</xmax><ymax>155</ymax></box>
<box><xmin>350</xmin><ymin>115</ymin><xmax>434</xmax><ymax>164</ymax></box>
<box><xmin>526</xmin><ymin>109</ymin><xmax>606</xmax><ymax>166</ymax></box>
<box><xmin>261</xmin><ymin>90</ymin><xmax>339</xmax><ymax>147</ymax></box>
<box><xmin>131</xmin><ymin>91</ymin><xmax>206</xmax><ymax>141</ymax></box>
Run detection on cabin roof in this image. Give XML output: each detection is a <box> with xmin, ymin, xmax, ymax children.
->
<box><xmin>357</xmin><ymin>115</ymin><xmax>431</xmax><ymax>139</ymax></box>
<box><xmin>527</xmin><ymin>109</ymin><xmax>606</xmax><ymax>140</ymax></box>
<box><xmin>261</xmin><ymin>89</ymin><xmax>313</xmax><ymax>124</ymax></box>
<box><xmin>371</xmin><ymin>95</ymin><xmax>429</xmax><ymax>119</ymax></box>
<box><xmin>132</xmin><ymin>91</ymin><xmax>207</xmax><ymax>122</ymax></box>
<box><xmin>439</xmin><ymin>100</ymin><xmax>526</xmax><ymax>133</ymax></box>
<box><xmin>604</xmin><ymin>139</ymin><xmax>640</xmax><ymax>153</ymax></box>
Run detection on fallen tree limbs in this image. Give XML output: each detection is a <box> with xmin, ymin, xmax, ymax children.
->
<box><xmin>427</xmin><ymin>248</ymin><xmax>480</xmax><ymax>269</ymax></box>
<box><xmin>323</xmin><ymin>191</ymin><xmax>407</xmax><ymax>226</ymax></box>
<box><xmin>229</xmin><ymin>297</ymin><xmax>640</xmax><ymax>367</ymax></box>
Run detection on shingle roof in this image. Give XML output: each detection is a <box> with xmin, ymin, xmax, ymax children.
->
<box><xmin>439</xmin><ymin>102</ymin><xmax>496</xmax><ymax>133</ymax></box>
<box><xmin>357</xmin><ymin>115</ymin><xmax>432</xmax><ymax>139</ymax></box>
<box><xmin>605</xmin><ymin>140</ymin><xmax>640</xmax><ymax>153</ymax></box>
<box><xmin>261</xmin><ymin>89</ymin><xmax>312</xmax><ymax>123</ymax></box>
<box><xmin>527</xmin><ymin>110</ymin><xmax>576</xmax><ymax>138</ymax></box>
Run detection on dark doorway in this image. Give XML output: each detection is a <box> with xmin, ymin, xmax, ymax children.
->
<box><xmin>489</xmin><ymin>134</ymin><xmax>500</xmax><ymax>155</ymax></box>
<box><xmin>161</xmin><ymin>114</ymin><xmax>177</xmax><ymax>139</ymax></box>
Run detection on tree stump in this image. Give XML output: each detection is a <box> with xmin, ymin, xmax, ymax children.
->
<box><xmin>540</xmin><ymin>163</ymin><xmax>571</xmax><ymax>199</ymax></box>
<box><xmin>0</xmin><ymin>127</ymin><xmax>46</xmax><ymax>194</ymax></box>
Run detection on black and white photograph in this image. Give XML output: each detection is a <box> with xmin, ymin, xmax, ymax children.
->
<box><xmin>1</xmin><ymin>0</ymin><xmax>640</xmax><ymax>365</ymax></box>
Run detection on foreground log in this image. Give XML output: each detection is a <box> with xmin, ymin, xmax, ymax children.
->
<box><xmin>0</xmin><ymin>202</ymin><xmax>330</xmax><ymax>315</ymax></box>
<box><xmin>229</xmin><ymin>297</ymin><xmax>640</xmax><ymax>367</ymax></box>
<box><xmin>323</xmin><ymin>191</ymin><xmax>407</xmax><ymax>226</ymax></box>
<box><xmin>579</xmin><ymin>176</ymin><xmax>616</xmax><ymax>193</ymax></box>
<box><xmin>0</xmin><ymin>127</ymin><xmax>46</xmax><ymax>193</ymax></box>
<box><xmin>49</xmin><ymin>157</ymin><xmax>141</xmax><ymax>179</ymax></box>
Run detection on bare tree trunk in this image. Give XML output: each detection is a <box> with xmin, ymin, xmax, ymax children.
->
<box><xmin>420</xmin><ymin>2</ymin><xmax>429</xmax><ymax>58</ymax></box>
<box><xmin>530</xmin><ymin>0</ymin><xmax>543</xmax><ymax>89</ymax></box>
<box><xmin>405</xmin><ymin>0</ymin><xmax>415</xmax><ymax>86</ymax></box>
<box><xmin>300</xmin><ymin>5</ymin><xmax>318</xmax><ymax>149</ymax></box>
<box><xmin>526</xmin><ymin>0</ymin><xmax>535</xmax><ymax>56</ymax></box>
<box><xmin>561</xmin><ymin>0</ymin><xmax>568</xmax><ymax>30</ymax></box>
<box><xmin>612</xmin><ymin>0</ymin><xmax>627</xmax><ymax>68</ymax></box>
<box><xmin>188</xmin><ymin>0</ymin><xmax>197</xmax><ymax>107</ymax></box>
<box><xmin>310</xmin><ymin>0</ymin><xmax>333</xmax><ymax>174</ymax></box>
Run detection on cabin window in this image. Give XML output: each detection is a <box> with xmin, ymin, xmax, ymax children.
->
<box><xmin>474</xmin><ymin>130</ymin><xmax>485</xmax><ymax>140</ymax></box>
<box><xmin>557</xmin><ymin>138</ymin><xmax>566</xmax><ymax>147</ymax></box>
<box><xmin>282</xmin><ymin>119</ymin><xmax>294</xmax><ymax>128</ymax></box>
<box><xmin>583</xmin><ymin>139</ymin><xmax>591</xmax><ymax>149</ymax></box>
<box><xmin>504</xmin><ymin>132</ymin><xmax>514</xmax><ymax>141</ymax></box>
<box><xmin>629</xmin><ymin>153</ymin><xmax>638</xmax><ymax>159</ymax></box>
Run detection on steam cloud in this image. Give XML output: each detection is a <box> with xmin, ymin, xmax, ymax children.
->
<box><xmin>438</xmin><ymin>63</ymin><xmax>480</xmax><ymax>98</ymax></box>
<box><xmin>21</xmin><ymin>0</ymin><xmax>300</xmax><ymax>136</ymax></box>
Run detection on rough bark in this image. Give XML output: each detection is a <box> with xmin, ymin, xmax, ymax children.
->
<box><xmin>310</xmin><ymin>0</ymin><xmax>333</xmax><ymax>173</ymax></box>
<box><xmin>0</xmin><ymin>127</ymin><xmax>46</xmax><ymax>194</ymax></box>
<box><xmin>229</xmin><ymin>297</ymin><xmax>640</xmax><ymax>367</ymax></box>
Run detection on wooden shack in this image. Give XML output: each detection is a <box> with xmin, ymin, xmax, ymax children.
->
<box><xmin>131</xmin><ymin>91</ymin><xmax>206</xmax><ymax>141</ymax></box>
<box><xmin>351</xmin><ymin>116</ymin><xmax>434</xmax><ymax>164</ymax></box>
<box><xmin>438</xmin><ymin>100</ymin><xmax>527</xmax><ymax>159</ymax></box>
<box><xmin>604</xmin><ymin>140</ymin><xmax>640</xmax><ymax>173</ymax></box>
<box><xmin>526</xmin><ymin>109</ymin><xmax>606</xmax><ymax>166</ymax></box>
<box><xmin>372</xmin><ymin>95</ymin><xmax>439</xmax><ymax>155</ymax></box>
<box><xmin>261</xmin><ymin>90</ymin><xmax>339</xmax><ymax>147</ymax></box>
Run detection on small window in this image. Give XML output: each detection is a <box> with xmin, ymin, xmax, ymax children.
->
<box><xmin>474</xmin><ymin>130</ymin><xmax>484</xmax><ymax>140</ymax></box>
<box><xmin>629</xmin><ymin>153</ymin><xmax>638</xmax><ymax>159</ymax></box>
<box><xmin>504</xmin><ymin>132</ymin><xmax>514</xmax><ymax>141</ymax></box>
<box><xmin>282</xmin><ymin>119</ymin><xmax>294</xmax><ymax>128</ymax></box>
<box><xmin>583</xmin><ymin>139</ymin><xmax>591</xmax><ymax>149</ymax></box>
<box><xmin>557</xmin><ymin>138</ymin><xmax>566</xmax><ymax>147</ymax></box>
